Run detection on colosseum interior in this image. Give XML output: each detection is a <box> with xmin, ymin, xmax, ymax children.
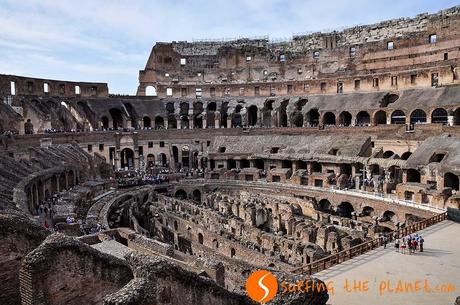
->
<box><xmin>1</xmin><ymin>4</ymin><xmax>460</xmax><ymax>305</ymax></box>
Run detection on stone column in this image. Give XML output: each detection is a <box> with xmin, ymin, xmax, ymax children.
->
<box><xmin>292</xmin><ymin>161</ymin><xmax>298</xmax><ymax>173</ymax></box>
<box><xmin>448</xmin><ymin>115</ymin><xmax>454</xmax><ymax>126</ymax></box>
<box><xmin>235</xmin><ymin>160</ymin><xmax>241</xmax><ymax>169</ymax></box>
<box><xmin>202</xmin><ymin>112</ymin><xmax>207</xmax><ymax>129</ymax></box>
<box><xmin>227</xmin><ymin>117</ymin><xmax>232</xmax><ymax>128</ymax></box>
<box><xmin>306</xmin><ymin>162</ymin><xmax>312</xmax><ymax>175</ymax></box>
<box><xmin>176</xmin><ymin>118</ymin><xmax>181</xmax><ymax>129</ymax></box>
<box><xmin>19</xmin><ymin>119</ymin><xmax>25</xmax><ymax>135</ymax></box>
<box><xmin>115</xmin><ymin>150</ymin><xmax>121</xmax><ymax>170</ymax></box>
<box><xmin>257</xmin><ymin>109</ymin><xmax>263</xmax><ymax>127</ymax></box>
<box><xmin>213</xmin><ymin>110</ymin><xmax>221</xmax><ymax>129</ymax></box>
<box><xmin>134</xmin><ymin>150</ymin><xmax>140</xmax><ymax>170</ymax></box>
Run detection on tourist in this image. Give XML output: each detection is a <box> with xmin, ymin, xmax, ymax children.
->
<box><xmin>43</xmin><ymin>220</ymin><xmax>49</xmax><ymax>229</ymax></box>
<box><xmin>400</xmin><ymin>239</ymin><xmax>406</xmax><ymax>254</ymax></box>
<box><xmin>412</xmin><ymin>238</ymin><xmax>418</xmax><ymax>254</ymax></box>
<box><xmin>419</xmin><ymin>236</ymin><xmax>424</xmax><ymax>252</ymax></box>
<box><xmin>39</xmin><ymin>203</ymin><xmax>44</xmax><ymax>214</ymax></box>
<box><xmin>395</xmin><ymin>238</ymin><xmax>399</xmax><ymax>252</ymax></box>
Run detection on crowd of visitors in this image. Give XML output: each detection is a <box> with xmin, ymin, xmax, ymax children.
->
<box><xmin>116</xmin><ymin>169</ymin><xmax>171</xmax><ymax>187</ymax></box>
<box><xmin>380</xmin><ymin>233</ymin><xmax>425</xmax><ymax>254</ymax></box>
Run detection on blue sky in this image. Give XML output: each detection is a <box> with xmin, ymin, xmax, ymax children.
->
<box><xmin>0</xmin><ymin>0</ymin><xmax>458</xmax><ymax>94</ymax></box>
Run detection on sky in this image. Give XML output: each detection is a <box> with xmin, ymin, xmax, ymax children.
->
<box><xmin>0</xmin><ymin>0</ymin><xmax>459</xmax><ymax>94</ymax></box>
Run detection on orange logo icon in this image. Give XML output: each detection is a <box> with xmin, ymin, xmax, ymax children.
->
<box><xmin>245</xmin><ymin>270</ymin><xmax>278</xmax><ymax>304</ymax></box>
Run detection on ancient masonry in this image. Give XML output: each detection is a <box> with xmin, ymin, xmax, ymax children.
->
<box><xmin>1</xmin><ymin>5</ymin><xmax>460</xmax><ymax>305</ymax></box>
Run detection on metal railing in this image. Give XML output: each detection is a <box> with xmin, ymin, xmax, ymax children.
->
<box><xmin>292</xmin><ymin>212</ymin><xmax>448</xmax><ymax>275</ymax></box>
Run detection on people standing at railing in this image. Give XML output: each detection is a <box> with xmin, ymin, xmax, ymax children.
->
<box><xmin>419</xmin><ymin>236</ymin><xmax>424</xmax><ymax>252</ymax></box>
<box><xmin>400</xmin><ymin>239</ymin><xmax>407</xmax><ymax>254</ymax></box>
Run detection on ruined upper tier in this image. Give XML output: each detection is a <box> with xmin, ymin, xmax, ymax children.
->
<box><xmin>138</xmin><ymin>5</ymin><xmax>460</xmax><ymax>97</ymax></box>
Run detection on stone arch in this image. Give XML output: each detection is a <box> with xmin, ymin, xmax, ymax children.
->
<box><xmin>254</xmin><ymin>159</ymin><xmax>264</xmax><ymax>170</ymax></box>
<box><xmin>230</xmin><ymin>248</ymin><xmax>236</xmax><ymax>258</ymax></box>
<box><xmin>263</xmin><ymin>100</ymin><xmax>275</xmax><ymax>127</ymax></box>
<box><xmin>291</xmin><ymin>112</ymin><xmax>303</xmax><ymax>127</ymax></box>
<box><xmin>454</xmin><ymin>108</ymin><xmax>460</xmax><ymax>125</ymax></box>
<box><xmin>154</xmin><ymin>116</ymin><xmax>164</xmax><ymax>129</ymax></box>
<box><xmin>388</xmin><ymin>165</ymin><xmax>402</xmax><ymax>183</ymax></box>
<box><xmin>337</xmin><ymin>201</ymin><xmax>354</xmax><ymax>219</ymax></box>
<box><xmin>145</xmin><ymin>85</ymin><xmax>157</xmax><ymax>96</ymax></box>
<box><xmin>338</xmin><ymin>111</ymin><xmax>352</xmax><ymax>126</ymax></box>
<box><xmin>232</xmin><ymin>105</ymin><xmax>243</xmax><ymax>128</ymax></box>
<box><xmin>59</xmin><ymin>172</ymin><xmax>67</xmax><ymax>191</ymax></box>
<box><xmin>383</xmin><ymin>150</ymin><xmax>394</xmax><ymax>158</ymax></box>
<box><xmin>380</xmin><ymin>93</ymin><xmax>399</xmax><ymax>107</ymax></box>
<box><xmin>227</xmin><ymin>159</ymin><xmax>236</xmax><ymax>169</ymax></box>
<box><xmin>240</xmin><ymin>159</ymin><xmax>250</xmax><ymax>168</ymax></box>
<box><xmin>109</xmin><ymin>108</ymin><xmax>124</xmax><ymax>129</ymax></box>
<box><xmin>172</xmin><ymin>146</ymin><xmax>179</xmax><ymax>163</ymax></box>
<box><xmin>146</xmin><ymin>154</ymin><xmax>155</xmax><ymax>169</ymax></box>
<box><xmin>444</xmin><ymin>172</ymin><xmax>459</xmax><ymax>191</ymax></box>
<box><xmin>207</xmin><ymin>102</ymin><xmax>217</xmax><ymax>128</ymax></box>
<box><xmin>311</xmin><ymin>161</ymin><xmax>322</xmax><ymax>173</ymax></box>
<box><xmin>101</xmin><ymin>116</ymin><xmax>109</xmax><ymax>129</ymax></box>
<box><xmin>166</xmin><ymin>102</ymin><xmax>175</xmax><ymax>114</ymax></box>
<box><xmin>158</xmin><ymin>153</ymin><xmax>167</xmax><ymax>167</ymax></box>
<box><xmin>382</xmin><ymin>210</ymin><xmax>397</xmax><ymax>223</ymax></box>
<box><xmin>212</xmin><ymin>239</ymin><xmax>219</xmax><ymax>249</ymax></box>
<box><xmin>279</xmin><ymin>100</ymin><xmax>288</xmax><ymax>127</ymax></box>
<box><xmin>322</xmin><ymin>112</ymin><xmax>336</xmax><ymax>125</ymax></box>
<box><xmin>291</xmin><ymin>99</ymin><xmax>307</xmax><ymax>127</ymax></box>
<box><xmin>391</xmin><ymin>110</ymin><xmax>406</xmax><ymax>124</ymax></box>
<box><xmin>406</xmin><ymin>168</ymin><xmax>421</xmax><ymax>183</ymax></box>
<box><xmin>179</xmin><ymin>102</ymin><xmax>189</xmax><ymax>116</ymax></box>
<box><xmin>198</xmin><ymin>233</ymin><xmax>204</xmax><ymax>244</ymax></box>
<box><xmin>181</xmin><ymin>146</ymin><xmax>190</xmax><ymax>167</ymax></box>
<box><xmin>123</xmin><ymin>102</ymin><xmax>138</xmax><ymax>129</ymax></box>
<box><xmin>361</xmin><ymin>206</ymin><xmax>375</xmax><ymax>217</ymax></box>
<box><xmin>120</xmin><ymin>148</ymin><xmax>134</xmax><ymax>169</ymax></box>
<box><xmin>193</xmin><ymin>113</ymin><xmax>203</xmax><ymax>129</ymax></box>
<box><xmin>192</xmin><ymin>189</ymin><xmax>202</xmax><ymax>203</ymax></box>
<box><xmin>374</xmin><ymin>110</ymin><xmax>387</xmax><ymax>125</ymax></box>
<box><xmin>248</xmin><ymin>105</ymin><xmax>258</xmax><ymax>127</ymax></box>
<box><xmin>317</xmin><ymin>199</ymin><xmax>332</xmax><ymax>212</ymax></box>
<box><xmin>180</xmin><ymin>115</ymin><xmax>190</xmax><ymax>129</ymax></box>
<box><xmin>168</xmin><ymin>116</ymin><xmax>177</xmax><ymax>129</ymax></box>
<box><xmin>220</xmin><ymin>102</ymin><xmax>229</xmax><ymax>128</ymax></box>
<box><xmin>143</xmin><ymin>116</ymin><xmax>151</xmax><ymax>128</ymax></box>
<box><xmin>431</xmin><ymin>108</ymin><xmax>448</xmax><ymax>124</ymax></box>
<box><xmin>306</xmin><ymin>109</ymin><xmax>320</xmax><ymax>126</ymax></box>
<box><xmin>174</xmin><ymin>189</ymin><xmax>187</xmax><ymax>200</ymax></box>
<box><xmin>410</xmin><ymin>109</ymin><xmax>427</xmax><ymax>124</ymax></box>
<box><xmin>356</xmin><ymin>111</ymin><xmax>370</xmax><ymax>125</ymax></box>
<box><xmin>401</xmin><ymin>151</ymin><xmax>412</xmax><ymax>160</ymax></box>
